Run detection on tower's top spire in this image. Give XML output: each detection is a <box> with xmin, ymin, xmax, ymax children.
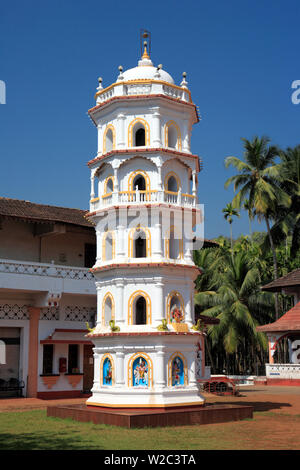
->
<box><xmin>139</xmin><ymin>29</ymin><xmax>153</xmax><ymax>66</ymax></box>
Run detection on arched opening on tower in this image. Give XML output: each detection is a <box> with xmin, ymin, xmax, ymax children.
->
<box><xmin>168</xmin><ymin>228</ymin><xmax>181</xmax><ymax>259</ymax></box>
<box><xmin>167</xmin><ymin>175</ymin><xmax>178</xmax><ymax>192</ymax></box>
<box><xmin>105</xmin><ymin>128</ymin><xmax>114</xmax><ymax>153</ymax></box>
<box><xmin>104</xmin><ymin>232</ymin><xmax>114</xmax><ymax>260</ymax></box>
<box><xmin>134</xmin><ymin>296</ymin><xmax>147</xmax><ymax>325</ymax></box>
<box><xmin>167</xmin><ymin>125</ymin><xmax>178</xmax><ymax>149</ymax></box>
<box><xmin>134</xmin><ymin>229</ymin><xmax>147</xmax><ymax>258</ymax></box>
<box><xmin>133</xmin><ymin>174</ymin><xmax>146</xmax><ymax>191</ymax></box>
<box><xmin>104</xmin><ymin>295</ymin><xmax>113</xmax><ymax>325</ymax></box>
<box><xmin>135</xmin><ymin>127</ymin><xmax>146</xmax><ymax>146</ymax></box>
<box><xmin>105</xmin><ymin>176</ymin><xmax>114</xmax><ymax>194</ymax></box>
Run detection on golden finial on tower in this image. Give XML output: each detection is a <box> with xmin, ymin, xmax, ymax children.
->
<box><xmin>140</xmin><ymin>29</ymin><xmax>151</xmax><ymax>58</ymax></box>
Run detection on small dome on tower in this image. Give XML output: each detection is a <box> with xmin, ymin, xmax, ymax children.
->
<box><xmin>122</xmin><ymin>39</ymin><xmax>174</xmax><ymax>84</ymax></box>
<box><xmin>122</xmin><ymin>65</ymin><xmax>175</xmax><ymax>84</ymax></box>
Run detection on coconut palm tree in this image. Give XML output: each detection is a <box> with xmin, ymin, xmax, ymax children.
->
<box><xmin>194</xmin><ymin>251</ymin><xmax>274</xmax><ymax>372</ymax></box>
<box><xmin>264</xmin><ymin>145</ymin><xmax>300</xmax><ymax>256</ymax></box>
<box><xmin>224</xmin><ymin>136</ymin><xmax>291</xmax><ymax>317</ymax></box>
<box><xmin>222</xmin><ymin>203</ymin><xmax>240</xmax><ymax>252</ymax></box>
<box><xmin>243</xmin><ymin>199</ymin><xmax>254</xmax><ymax>237</ymax></box>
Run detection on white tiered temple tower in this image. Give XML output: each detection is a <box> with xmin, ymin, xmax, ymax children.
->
<box><xmin>86</xmin><ymin>35</ymin><xmax>206</xmax><ymax>409</ymax></box>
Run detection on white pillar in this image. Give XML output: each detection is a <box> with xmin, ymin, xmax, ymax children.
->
<box><xmin>152</xmin><ymin>110</ymin><xmax>161</xmax><ymax>147</ymax></box>
<box><xmin>182</xmin><ymin>119</ymin><xmax>189</xmax><ymax>152</ymax></box>
<box><xmin>192</xmin><ymin>170</ymin><xmax>197</xmax><ymax>197</ymax></box>
<box><xmin>90</xmin><ymin>175</ymin><xmax>95</xmax><ymax>199</ymax></box>
<box><xmin>116</xmin><ymin>280</ymin><xmax>125</xmax><ymax>324</ymax></box>
<box><xmin>155</xmin><ymin>346</ymin><xmax>166</xmax><ymax>388</ymax></box>
<box><xmin>96</xmin><ymin>284</ymin><xmax>103</xmax><ymax>326</ymax></box>
<box><xmin>97</xmin><ymin>124</ymin><xmax>102</xmax><ymax>155</ymax></box>
<box><xmin>115</xmin><ymin>348</ymin><xmax>125</xmax><ymax>387</ymax></box>
<box><xmin>154</xmin><ymin>280</ymin><xmax>164</xmax><ymax>323</ymax></box>
<box><xmin>117</xmin><ymin>113</ymin><xmax>126</xmax><ymax>149</ymax></box>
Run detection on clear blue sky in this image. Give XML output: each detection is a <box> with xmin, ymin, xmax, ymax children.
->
<box><xmin>1</xmin><ymin>0</ymin><xmax>299</xmax><ymax>239</ymax></box>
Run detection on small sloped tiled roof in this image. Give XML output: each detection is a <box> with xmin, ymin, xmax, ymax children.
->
<box><xmin>257</xmin><ymin>301</ymin><xmax>300</xmax><ymax>332</ymax></box>
<box><xmin>0</xmin><ymin>197</ymin><xmax>92</xmax><ymax>228</ymax></box>
<box><xmin>261</xmin><ymin>269</ymin><xmax>300</xmax><ymax>292</ymax></box>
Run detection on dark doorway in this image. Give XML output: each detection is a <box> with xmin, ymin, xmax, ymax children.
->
<box><xmin>133</xmin><ymin>175</ymin><xmax>146</xmax><ymax>191</ymax></box>
<box><xmin>135</xmin><ymin>297</ymin><xmax>147</xmax><ymax>324</ymax></box>
<box><xmin>83</xmin><ymin>345</ymin><xmax>94</xmax><ymax>393</ymax></box>
<box><xmin>135</xmin><ymin>128</ymin><xmax>145</xmax><ymax>146</ymax></box>
<box><xmin>135</xmin><ymin>232</ymin><xmax>147</xmax><ymax>258</ymax></box>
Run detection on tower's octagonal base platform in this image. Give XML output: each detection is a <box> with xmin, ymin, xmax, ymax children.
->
<box><xmin>47</xmin><ymin>403</ymin><xmax>253</xmax><ymax>428</ymax></box>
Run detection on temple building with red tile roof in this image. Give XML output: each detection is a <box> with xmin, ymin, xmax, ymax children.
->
<box><xmin>257</xmin><ymin>269</ymin><xmax>300</xmax><ymax>386</ymax></box>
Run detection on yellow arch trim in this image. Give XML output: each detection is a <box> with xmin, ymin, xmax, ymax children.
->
<box><xmin>103</xmin><ymin>124</ymin><xmax>116</xmax><ymax>154</ymax></box>
<box><xmin>167</xmin><ymin>351</ymin><xmax>188</xmax><ymax>386</ymax></box>
<box><xmin>128</xmin><ymin>290</ymin><xmax>152</xmax><ymax>325</ymax></box>
<box><xmin>128</xmin><ymin>118</ymin><xmax>150</xmax><ymax>147</ymax></box>
<box><xmin>100</xmin><ymin>353</ymin><xmax>115</xmax><ymax>386</ymax></box>
<box><xmin>102</xmin><ymin>292</ymin><xmax>115</xmax><ymax>324</ymax></box>
<box><xmin>164</xmin><ymin>225</ymin><xmax>183</xmax><ymax>259</ymax></box>
<box><xmin>128</xmin><ymin>226</ymin><xmax>151</xmax><ymax>258</ymax></box>
<box><xmin>103</xmin><ymin>175</ymin><xmax>114</xmax><ymax>196</ymax></box>
<box><xmin>102</xmin><ymin>231</ymin><xmax>116</xmax><ymax>261</ymax></box>
<box><xmin>128</xmin><ymin>352</ymin><xmax>153</xmax><ymax>388</ymax></box>
<box><xmin>164</xmin><ymin>171</ymin><xmax>181</xmax><ymax>192</ymax></box>
<box><xmin>166</xmin><ymin>291</ymin><xmax>185</xmax><ymax>323</ymax></box>
<box><xmin>128</xmin><ymin>169</ymin><xmax>151</xmax><ymax>192</ymax></box>
<box><xmin>164</xmin><ymin>120</ymin><xmax>182</xmax><ymax>151</ymax></box>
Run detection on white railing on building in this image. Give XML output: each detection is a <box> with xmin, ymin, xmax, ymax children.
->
<box><xmin>90</xmin><ymin>189</ymin><xmax>196</xmax><ymax>211</ymax></box>
<box><xmin>95</xmin><ymin>81</ymin><xmax>191</xmax><ymax>105</ymax></box>
<box><xmin>0</xmin><ymin>259</ymin><xmax>94</xmax><ymax>281</ymax></box>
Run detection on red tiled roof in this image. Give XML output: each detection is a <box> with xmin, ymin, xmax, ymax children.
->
<box><xmin>87</xmin><ymin>147</ymin><xmax>202</xmax><ymax>173</ymax></box>
<box><xmin>88</xmin><ymin>94</ymin><xmax>199</xmax><ymax>124</ymax></box>
<box><xmin>257</xmin><ymin>301</ymin><xmax>300</xmax><ymax>332</ymax></box>
<box><xmin>261</xmin><ymin>269</ymin><xmax>300</xmax><ymax>292</ymax></box>
<box><xmin>0</xmin><ymin>197</ymin><xmax>93</xmax><ymax>228</ymax></box>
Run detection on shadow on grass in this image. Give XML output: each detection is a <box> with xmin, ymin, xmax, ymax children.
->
<box><xmin>0</xmin><ymin>430</ymin><xmax>105</xmax><ymax>450</ymax></box>
<box><xmin>206</xmin><ymin>400</ymin><xmax>292</xmax><ymax>412</ymax></box>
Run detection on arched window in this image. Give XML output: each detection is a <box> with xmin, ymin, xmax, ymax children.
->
<box><xmin>167</xmin><ymin>175</ymin><xmax>178</xmax><ymax>192</ymax></box>
<box><xmin>164</xmin><ymin>172</ymin><xmax>181</xmax><ymax>194</ymax></box>
<box><xmin>128</xmin><ymin>118</ymin><xmax>150</xmax><ymax>147</ymax></box>
<box><xmin>104</xmin><ymin>176</ymin><xmax>114</xmax><ymax>194</ymax></box>
<box><xmin>134</xmin><ymin>229</ymin><xmax>147</xmax><ymax>258</ymax></box>
<box><xmin>135</xmin><ymin>296</ymin><xmax>147</xmax><ymax>325</ymax></box>
<box><xmin>165</xmin><ymin>226</ymin><xmax>183</xmax><ymax>260</ymax></box>
<box><xmin>133</xmin><ymin>174</ymin><xmax>146</xmax><ymax>191</ymax></box>
<box><xmin>103</xmin><ymin>125</ymin><xmax>116</xmax><ymax>154</ymax></box>
<box><xmin>104</xmin><ymin>296</ymin><xmax>113</xmax><ymax>324</ymax></box>
<box><xmin>102</xmin><ymin>293</ymin><xmax>115</xmax><ymax>325</ymax></box>
<box><xmin>129</xmin><ymin>227</ymin><xmax>151</xmax><ymax>258</ymax></box>
<box><xmin>165</xmin><ymin>121</ymin><xmax>182</xmax><ymax>150</ymax></box>
<box><xmin>168</xmin><ymin>126</ymin><xmax>178</xmax><ymax>149</ymax></box>
<box><xmin>135</xmin><ymin>127</ymin><xmax>145</xmax><ymax>146</ymax></box>
<box><xmin>128</xmin><ymin>290</ymin><xmax>152</xmax><ymax>325</ymax></box>
<box><xmin>102</xmin><ymin>231</ymin><xmax>115</xmax><ymax>261</ymax></box>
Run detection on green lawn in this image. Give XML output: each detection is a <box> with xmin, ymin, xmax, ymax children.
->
<box><xmin>0</xmin><ymin>409</ymin><xmax>300</xmax><ymax>450</ymax></box>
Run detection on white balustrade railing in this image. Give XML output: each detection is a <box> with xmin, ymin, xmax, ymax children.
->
<box><xmin>95</xmin><ymin>81</ymin><xmax>191</xmax><ymax>105</ymax></box>
<box><xmin>0</xmin><ymin>259</ymin><xmax>94</xmax><ymax>281</ymax></box>
<box><xmin>90</xmin><ymin>190</ymin><xmax>196</xmax><ymax>211</ymax></box>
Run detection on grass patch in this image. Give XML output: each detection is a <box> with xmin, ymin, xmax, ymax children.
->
<box><xmin>0</xmin><ymin>409</ymin><xmax>300</xmax><ymax>450</ymax></box>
